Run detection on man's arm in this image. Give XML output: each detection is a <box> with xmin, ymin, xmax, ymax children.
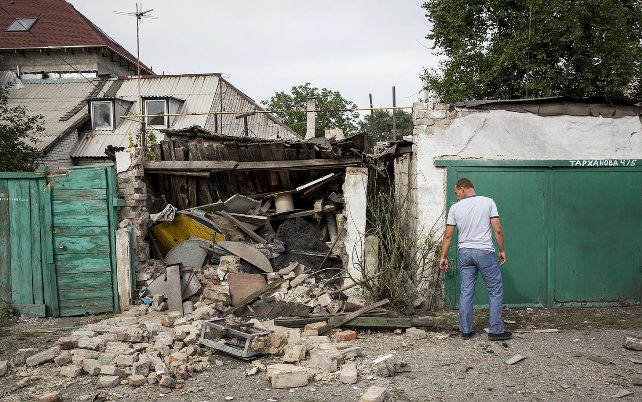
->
<box><xmin>490</xmin><ymin>217</ymin><xmax>506</xmax><ymax>265</ymax></box>
<box><xmin>439</xmin><ymin>226</ymin><xmax>455</xmax><ymax>271</ymax></box>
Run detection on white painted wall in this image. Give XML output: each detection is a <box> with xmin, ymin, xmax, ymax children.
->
<box><xmin>412</xmin><ymin>102</ymin><xmax>642</xmax><ymax>236</ymax></box>
<box><xmin>342</xmin><ymin>167</ymin><xmax>369</xmax><ymax>291</ymax></box>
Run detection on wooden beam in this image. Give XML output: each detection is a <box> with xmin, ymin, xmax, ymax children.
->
<box><xmin>317</xmin><ymin>299</ymin><xmax>389</xmax><ymax>335</ymax></box>
<box><xmin>144</xmin><ymin>158</ymin><xmax>360</xmax><ymax>172</ymax></box>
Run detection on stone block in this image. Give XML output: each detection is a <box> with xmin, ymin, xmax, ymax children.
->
<box><xmin>317</xmin><ymin>293</ymin><xmax>332</xmax><ymax>307</ymax></box>
<box><xmin>304</xmin><ymin>321</ymin><xmax>326</xmax><ymax>336</ymax></box>
<box><xmin>168</xmin><ymin>352</ymin><xmax>187</xmax><ymax>365</ymax></box>
<box><xmin>82</xmin><ymin>359</ymin><xmax>102</xmax><ymax>376</ymax></box>
<box><xmin>218</xmin><ymin>255</ymin><xmax>241</xmax><ymax>273</ymax></box>
<box><xmin>114</xmin><ymin>354</ymin><xmax>139</xmax><ymax>367</ymax></box>
<box><xmin>405</xmin><ymin>327</ymin><xmax>427</xmax><ymax>340</ymax></box>
<box><xmin>340</xmin><ymin>362</ymin><xmax>358</xmax><ymax>384</ymax></box>
<box><xmin>282</xmin><ymin>344</ymin><xmax>306</xmax><ymax>363</ymax></box>
<box><xmin>36</xmin><ymin>391</ymin><xmax>62</xmax><ymax>402</ymax></box>
<box><xmin>78</xmin><ymin>337</ymin><xmax>103</xmax><ymax>351</ymax></box>
<box><xmin>341</xmin><ymin>346</ymin><xmax>364</xmax><ymax>359</ymax></box>
<box><xmin>159</xmin><ymin>374</ymin><xmax>176</xmax><ymax>388</ymax></box>
<box><xmin>624</xmin><ymin>336</ymin><xmax>642</xmax><ymax>351</ymax></box>
<box><xmin>0</xmin><ymin>360</ymin><xmax>7</xmax><ymax>376</ymax></box>
<box><xmin>26</xmin><ymin>346</ymin><xmax>60</xmax><ymax>367</ymax></box>
<box><xmin>71</xmin><ymin>350</ymin><xmax>99</xmax><ymax>366</ymax></box>
<box><xmin>57</xmin><ymin>336</ymin><xmax>79</xmax><ymax>350</ymax></box>
<box><xmin>333</xmin><ymin>330</ymin><xmax>357</xmax><ymax>342</ymax></box>
<box><xmin>128</xmin><ymin>374</ymin><xmax>147</xmax><ymax>386</ymax></box>
<box><xmin>360</xmin><ymin>386</ymin><xmax>389</xmax><ymax>402</ymax></box>
<box><xmin>304</xmin><ymin>335</ymin><xmax>330</xmax><ymax>349</ymax></box>
<box><xmin>60</xmin><ymin>365</ymin><xmax>83</xmax><ymax>378</ymax></box>
<box><xmin>54</xmin><ymin>351</ymin><xmax>72</xmax><ymax>366</ymax></box>
<box><xmin>132</xmin><ymin>360</ymin><xmax>150</xmax><ymax>376</ymax></box>
<box><xmin>266</xmin><ymin>364</ymin><xmax>310</xmax><ymax>389</ymax></box>
<box><xmin>13</xmin><ymin>348</ymin><xmax>37</xmax><ymax>366</ymax></box>
<box><xmin>309</xmin><ymin>349</ymin><xmax>341</xmax><ymax>372</ymax></box>
<box><xmin>101</xmin><ymin>365</ymin><xmax>126</xmax><ymax>378</ymax></box>
<box><xmin>96</xmin><ymin>375</ymin><xmax>121</xmax><ymax>388</ymax></box>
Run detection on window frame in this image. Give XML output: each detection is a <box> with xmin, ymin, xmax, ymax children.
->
<box><xmin>90</xmin><ymin>100</ymin><xmax>115</xmax><ymax>131</ymax></box>
<box><xmin>144</xmin><ymin>98</ymin><xmax>168</xmax><ymax>129</ymax></box>
<box><xmin>6</xmin><ymin>18</ymin><xmax>38</xmax><ymax>32</ymax></box>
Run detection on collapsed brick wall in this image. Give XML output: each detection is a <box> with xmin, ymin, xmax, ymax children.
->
<box><xmin>117</xmin><ymin>148</ymin><xmax>150</xmax><ymax>272</ymax></box>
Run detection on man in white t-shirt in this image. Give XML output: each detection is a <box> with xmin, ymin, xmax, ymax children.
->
<box><xmin>439</xmin><ymin>178</ymin><xmax>512</xmax><ymax>341</ymax></box>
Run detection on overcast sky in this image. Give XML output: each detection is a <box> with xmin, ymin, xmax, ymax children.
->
<box><xmin>68</xmin><ymin>1</ymin><xmax>437</xmax><ymax>110</ymax></box>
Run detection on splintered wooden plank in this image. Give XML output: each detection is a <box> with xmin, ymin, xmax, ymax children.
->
<box><xmin>29</xmin><ymin>180</ymin><xmax>44</xmax><ymax>306</ymax></box>
<box><xmin>49</xmin><ymin>168</ymin><xmax>107</xmax><ymax>190</ymax></box>
<box><xmin>55</xmin><ymin>254</ymin><xmax>112</xmax><ymax>274</ymax></box>
<box><xmin>0</xmin><ymin>179</ymin><xmax>11</xmax><ymax>302</ymax></box>
<box><xmin>270</xmin><ymin>143</ymin><xmax>293</xmax><ymax>189</ymax></box>
<box><xmin>52</xmin><ymin>200</ymin><xmax>108</xmax><ymax>226</ymax></box>
<box><xmin>318</xmin><ymin>299</ymin><xmax>390</xmax><ymax>335</ymax></box>
<box><xmin>53</xmin><ymin>226</ymin><xmax>109</xmax><ymax>236</ymax></box>
<box><xmin>239</xmin><ymin>146</ymin><xmax>264</xmax><ymax>194</ymax></box>
<box><xmin>9</xmin><ymin>180</ymin><xmax>32</xmax><ymax>305</ymax></box>
<box><xmin>259</xmin><ymin>143</ymin><xmax>280</xmax><ymax>190</ymax></box>
<box><xmin>52</xmin><ymin>189</ymin><xmax>107</xmax><ymax>201</ymax></box>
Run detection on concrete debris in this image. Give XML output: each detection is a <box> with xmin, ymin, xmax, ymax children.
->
<box><xmin>36</xmin><ymin>391</ymin><xmax>62</xmax><ymax>402</ymax></box>
<box><xmin>405</xmin><ymin>327</ymin><xmax>427</xmax><ymax>340</ymax></box>
<box><xmin>26</xmin><ymin>346</ymin><xmax>60</xmax><ymax>367</ymax></box>
<box><xmin>339</xmin><ymin>362</ymin><xmax>358</xmax><ymax>384</ymax></box>
<box><xmin>60</xmin><ymin>365</ymin><xmax>83</xmax><ymax>378</ymax></box>
<box><xmin>96</xmin><ymin>375</ymin><xmax>121</xmax><ymax>388</ymax></box>
<box><xmin>266</xmin><ymin>364</ymin><xmax>310</xmax><ymax>388</ymax></box>
<box><xmin>53</xmin><ymin>351</ymin><xmax>72</xmax><ymax>366</ymax></box>
<box><xmin>373</xmin><ymin>354</ymin><xmax>410</xmax><ymax>377</ymax></box>
<box><xmin>0</xmin><ymin>360</ymin><xmax>7</xmax><ymax>377</ymax></box>
<box><xmin>128</xmin><ymin>374</ymin><xmax>147</xmax><ymax>386</ymax></box>
<box><xmin>610</xmin><ymin>389</ymin><xmax>633</xmax><ymax>398</ymax></box>
<box><xmin>360</xmin><ymin>385</ymin><xmax>389</xmax><ymax>402</ymax></box>
<box><xmin>333</xmin><ymin>330</ymin><xmax>357</xmax><ymax>342</ymax></box>
<box><xmin>624</xmin><ymin>336</ymin><xmax>642</xmax><ymax>351</ymax></box>
<box><xmin>505</xmin><ymin>354</ymin><xmax>527</xmax><ymax>365</ymax></box>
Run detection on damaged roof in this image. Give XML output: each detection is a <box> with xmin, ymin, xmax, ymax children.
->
<box><xmin>71</xmin><ymin>74</ymin><xmax>300</xmax><ymax>158</ymax></box>
<box><xmin>6</xmin><ymin>76</ymin><xmax>105</xmax><ymax>153</ymax></box>
<box><xmin>455</xmin><ymin>96</ymin><xmax>642</xmax><ymax>117</ymax></box>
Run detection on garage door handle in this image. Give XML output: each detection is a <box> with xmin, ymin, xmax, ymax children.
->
<box><xmin>58</xmin><ymin>243</ymin><xmax>65</xmax><ymax>249</ymax></box>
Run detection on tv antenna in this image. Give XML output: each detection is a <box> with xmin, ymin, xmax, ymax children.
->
<box><xmin>114</xmin><ymin>3</ymin><xmax>157</xmax><ymax>148</ymax></box>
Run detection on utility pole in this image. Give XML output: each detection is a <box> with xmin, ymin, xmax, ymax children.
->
<box><xmin>368</xmin><ymin>93</ymin><xmax>375</xmax><ymax>137</ymax></box>
<box><xmin>392</xmin><ymin>86</ymin><xmax>397</xmax><ymax>141</ymax></box>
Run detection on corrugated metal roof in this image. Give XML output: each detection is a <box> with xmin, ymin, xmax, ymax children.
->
<box><xmin>6</xmin><ymin>79</ymin><xmax>97</xmax><ymax>152</ymax></box>
<box><xmin>72</xmin><ymin>74</ymin><xmax>300</xmax><ymax>158</ymax></box>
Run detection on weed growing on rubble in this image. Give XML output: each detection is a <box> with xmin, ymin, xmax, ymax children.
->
<box><xmin>353</xmin><ymin>186</ymin><xmax>443</xmax><ymax>313</ymax></box>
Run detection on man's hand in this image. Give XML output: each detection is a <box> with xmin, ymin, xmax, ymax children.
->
<box><xmin>497</xmin><ymin>251</ymin><xmax>506</xmax><ymax>266</ymax></box>
<box><xmin>439</xmin><ymin>257</ymin><xmax>449</xmax><ymax>272</ymax></box>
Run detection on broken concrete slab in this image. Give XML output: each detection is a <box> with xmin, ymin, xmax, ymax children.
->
<box><xmin>26</xmin><ymin>346</ymin><xmax>60</xmax><ymax>367</ymax></box>
<box><xmin>0</xmin><ymin>360</ymin><xmax>7</xmax><ymax>377</ymax></box>
<box><xmin>282</xmin><ymin>344</ymin><xmax>307</xmax><ymax>363</ymax></box>
<box><xmin>54</xmin><ymin>351</ymin><xmax>72</xmax><ymax>366</ymax></box>
<box><xmin>13</xmin><ymin>348</ymin><xmax>37</xmax><ymax>366</ymax></box>
<box><xmin>101</xmin><ymin>365</ymin><xmax>127</xmax><ymax>378</ymax></box>
<box><xmin>82</xmin><ymin>359</ymin><xmax>102</xmax><ymax>376</ymax></box>
<box><xmin>505</xmin><ymin>354</ymin><xmax>527</xmax><ymax>365</ymax></box>
<box><xmin>624</xmin><ymin>336</ymin><xmax>642</xmax><ymax>351</ymax></box>
<box><xmin>360</xmin><ymin>385</ymin><xmax>389</xmax><ymax>402</ymax></box>
<box><xmin>78</xmin><ymin>337</ymin><xmax>104</xmax><ymax>351</ymax></box>
<box><xmin>309</xmin><ymin>349</ymin><xmax>342</xmax><ymax>372</ymax></box>
<box><xmin>97</xmin><ymin>375</ymin><xmax>121</xmax><ymax>388</ymax></box>
<box><xmin>166</xmin><ymin>264</ymin><xmax>184</xmax><ymax>315</ymax></box>
<box><xmin>340</xmin><ymin>362</ymin><xmax>358</xmax><ymax>384</ymax></box>
<box><xmin>266</xmin><ymin>364</ymin><xmax>310</xmax><ymax>388</ymax></box>
<box><xmin>218</xmin><ymin>241</ymin><xmax>273</xmax><ymax>273</ymax></box>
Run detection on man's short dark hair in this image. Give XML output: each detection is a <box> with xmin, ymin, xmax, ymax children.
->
<box><xmin>456</xmin><ymin>178</ymin><xmax>474</xmax><ymax>189</ymax></box>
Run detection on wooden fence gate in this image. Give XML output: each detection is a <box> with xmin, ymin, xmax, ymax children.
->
<box><xmin>0</xmin><ymin>165</ymin><xmax>119</xmax><ymax>317</ymax></box>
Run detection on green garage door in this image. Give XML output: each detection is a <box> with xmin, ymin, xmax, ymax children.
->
<box><xmin>441</xmin><ymin>160</ymin><xmax>642</xmax><ymax>308</ymax></box>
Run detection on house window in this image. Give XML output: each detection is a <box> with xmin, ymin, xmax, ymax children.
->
<box><xmin>91</xmin><ymin>101</ymin><xmax>114</xmax><ymax>130</ymax></box>
<box><xmin>145</xmin><ymin>99</ymin><xmax>167</xmax><ymax>128</ymax></box>
<box><xmin>6</xmin><ymin>18</ymin><xmax>37</xmax><ymax>32</ymax></box>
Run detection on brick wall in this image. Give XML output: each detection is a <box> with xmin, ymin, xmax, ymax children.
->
<box><xmin>40</xmin><ymin>131</ymin><xmax>77</xmax><ymax>169</ymax></box>
<box><xmin>74</xmin><ymin>157</ymin><xmax>110</xmax><ymax>166</ymax></box>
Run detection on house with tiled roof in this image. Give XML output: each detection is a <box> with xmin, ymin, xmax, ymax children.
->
<box><xmin>0</xmin><ymin>0</ymin><xmax>153</xmax><ymax>78</ymax></box>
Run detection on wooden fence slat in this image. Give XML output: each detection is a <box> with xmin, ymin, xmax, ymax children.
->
<box><xmin>55</xmin><ymin>254</ymin><xmax>111</xmax><ymax>274</ymax></box>
<box><xmin>41</xmin><ymin>183</ymin><xmax>59</xmax><ymax>317</ymax></box>
<box><xmin>9</xmin><ymin>180</ymin><xmax>32</xmax><ymax>305</ymax></box>
<box><xmin>49</xmin><ymin>168</ymin><xmax>107</xmax><ymax>190</ymax></box>
<box><xmin>0</xmin><ymin>179</ymin><xmax>11</xmax><ymax>302</ymax></box>
<box><xmin>29</xmin><ymin>180</ymin><xmax>44</xmax><ymax>306</ymax></box>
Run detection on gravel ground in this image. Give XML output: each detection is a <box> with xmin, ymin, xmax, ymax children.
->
<box><xmin>1</xmin><ymin>307</ymin><xmax>641</xmax><ymax>401</ymax></box>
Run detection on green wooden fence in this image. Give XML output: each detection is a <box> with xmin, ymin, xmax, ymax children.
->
<box><xmin>0</xmin><ymin>165</ymin><xmax>120</xmax><ymax>317</ymax></box>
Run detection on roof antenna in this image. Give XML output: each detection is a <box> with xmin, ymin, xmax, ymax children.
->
<box><xmin>114</xmin><ymin>3</ymin><xmax>157</xmax><ymax>148</ymax></box>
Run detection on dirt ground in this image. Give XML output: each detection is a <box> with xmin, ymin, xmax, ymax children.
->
<box><xmin>1</xmin><ymin>306</ymin><xmax>641</xmax><ymax>401</ymax></box>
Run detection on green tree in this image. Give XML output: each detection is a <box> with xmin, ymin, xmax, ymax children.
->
<box><xmin>262</xmin><ymin>83</ymin><xmax>359</xmax><ymax>137</ymax></box>
<box><xmin>358</xmin><ymin>109</ymin><xmax>413</xmax><ymax>142</ymax></box>
<box><xmin>0</xmin><ymin>85</ymin><xmax>44</xmax><ymax>171</ymax></box>
<box><xmin>422</xmin><ymin>0</ymin><xmax>642</xmax><ymax>102</ymax></box>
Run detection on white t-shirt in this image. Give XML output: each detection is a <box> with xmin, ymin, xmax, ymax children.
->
<box><xmin>446</xmin><ymin>195</ymin><xmax>499</xmax><ymax>251</ymax></box>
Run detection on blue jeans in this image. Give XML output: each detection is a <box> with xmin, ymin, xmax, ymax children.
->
<box><xmin>458</xmin><ymin>248</ymin><xmax>505</xmax><ymax>335</ymax></box>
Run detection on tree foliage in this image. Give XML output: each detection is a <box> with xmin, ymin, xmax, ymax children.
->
<box><xmin>422</xmin><ymin>0</ymin><xmax>642</xmax><ymax>102</ymax></box>
<box><xmin>0</xmin><ymin>85</ymin><xmax>44</xmax><ymax>171</ymax></box>
<box><xmin>358</xmin><ymin>109</ymin><xmax>413</xmax><ymax>142</ymax></box>
<box><xmin>262</xmin><ymin>83</ymin><xmax>359</xmax><ymax>137</ymax></box>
